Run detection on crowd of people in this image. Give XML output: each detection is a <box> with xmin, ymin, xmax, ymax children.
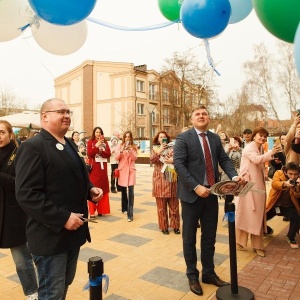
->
<box><xmin>1</xmin><ymin>98</ymin><xmax>300</xmax><ymax>299</ymax></box>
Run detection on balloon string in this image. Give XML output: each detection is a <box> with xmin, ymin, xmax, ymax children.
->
<box><xmin>203</xmin><ymin>39</ymin><xmax>221</xmax><ymax>76</ymax></box>
<box><xmin>87</xmin><ymin>16</ymin><xmax>180</xmax><ymax>31</ymax></box>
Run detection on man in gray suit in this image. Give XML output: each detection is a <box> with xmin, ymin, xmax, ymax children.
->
<box><xmin>174</xmin><ymin>105</ymin><xmax>243</xmax><ymax>296</ymax></box>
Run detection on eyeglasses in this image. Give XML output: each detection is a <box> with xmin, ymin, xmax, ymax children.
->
<box><xmin>42</xmin><ymin>109</ymin><xmax>73</xmax><ymax>116</ymax></box>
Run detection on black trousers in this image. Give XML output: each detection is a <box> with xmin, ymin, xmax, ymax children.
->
<box><xmin>267</xmin><ymin>206</ymin><xmax>300</xmax><ymax>240</ymax></box>
<box><xmin>181</xmin><ymin>194</ymin><xmax>218</xmax><ymax>281</ymax></box>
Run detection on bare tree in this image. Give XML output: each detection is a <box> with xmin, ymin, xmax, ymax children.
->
<box><xmin>275</xmin><ymin>41</ymin><xmax>300</xmax><ymax>115</ymax></box>
<box><xmin>243</xmin><ymin>43</ymin><xmax>283</xmax><ymax>130</ymax></box>
<box><xmin>161</xmin><ymin>49</ymin><xmax>214</xmax><ymax>129</ymax></box>
<box><xmin>0</xmin><ymin>85</ymin><xmax>28</xmax><ymax>116</ymax></box>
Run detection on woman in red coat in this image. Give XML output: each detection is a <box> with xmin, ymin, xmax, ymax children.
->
<box><xmin>115</xmin><ymin>131</ymin><xmax>137</xmax><ymax>222</ymax></box>
<box><xmin>87</xmin><ymin>127</ymin><xmax>111</xmax><ymax>217</ymax></box>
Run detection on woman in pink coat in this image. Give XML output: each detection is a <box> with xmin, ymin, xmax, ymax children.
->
<box><xmin>115</xmin><ymin>131</ymin><xmax>137</xmax><ymax>222</ymax></box>
<box><xmin>235</xmin><ymin>127</ymin><xmax>282</xmax><ymax>257</ymax></box>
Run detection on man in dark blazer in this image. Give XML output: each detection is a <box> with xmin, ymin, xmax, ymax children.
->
<box><xmin>15</xmin><ymin>98</ymin><xmax>103</xmax><ymax>300</ymax></box>
<box><xmin>174</xmin><ymin>105</ymin><xmax>243</xmax><ymax>296</ymax></box>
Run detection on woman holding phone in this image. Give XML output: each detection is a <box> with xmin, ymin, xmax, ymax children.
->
<box><xmin>115</xmin><ymin>131</ymin><xmax>138</xmax><ymax>222</ymax></box>
<box><xmin>150</xmin><ymin>130</ymin><xmax>180</xmax><ymax>235</ymax></box>
<box><xmin>87</xmin><ymin>127</ymin><xmax>111</xmax><ymax>217</ymax></box>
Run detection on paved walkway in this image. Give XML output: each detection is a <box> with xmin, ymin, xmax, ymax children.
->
<box><xmin>0</xmin><ymin>165</ymin><xmax>300</xmax><ymax>299</ymax></box>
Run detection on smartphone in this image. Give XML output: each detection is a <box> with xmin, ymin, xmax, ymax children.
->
<box><xmin>229</xmin><ymin>138</ymin><xmax>235</xmax><ymax>146</ymax></box>
<box><xmin>273</xmin><ymin>137</ymin><xmax>280</xmax><ymax>145</ymax></box>
<box><xmin>162</xmin><ymin>138</ymin><xmax>168</xmax><ymax>144</ymax></box>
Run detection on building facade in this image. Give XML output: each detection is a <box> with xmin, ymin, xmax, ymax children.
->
<box><xmin>54</xmin><ymin>60</ymin><xmax>205</xmax><ymax>139</ymax></box>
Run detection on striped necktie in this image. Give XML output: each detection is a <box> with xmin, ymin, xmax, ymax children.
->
<box><xmin>200</xmin><ymin>133</ymin><xmax>215</xmax><ymax>186</ymax></box>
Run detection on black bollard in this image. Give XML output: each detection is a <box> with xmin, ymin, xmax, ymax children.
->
<box><xmin>88</xmin><ymin>256</ymin><xmax>103</xmax><ymax>300</ymax></box>
<box><xmin>216</xmin><ymin>202</ymin><xmax>254</xmax><ymax>300</ymax></box>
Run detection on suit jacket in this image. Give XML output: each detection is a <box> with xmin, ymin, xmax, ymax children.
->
<box><xmin>174</xmin><ymin>128</ymin><xmax>237</xmax><ymax>203</ymax></box>
<box><xmin>15</xmin><ymin>129</ymin><xmax>93</xmax><ymax>256</ymax></box>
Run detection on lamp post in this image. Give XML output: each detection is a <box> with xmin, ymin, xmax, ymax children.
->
<box><xmin>145</xmin><ymin>104</ymin><xmax>156</xmax><ymax>167</ymax></box>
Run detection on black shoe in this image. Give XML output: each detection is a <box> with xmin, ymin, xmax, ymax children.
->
<box><xmin>111</xmin><ymin>189</ymin><xmax>117</xmax><ymax>193</ymax></box>
<box><xmin>264</xmin><ymin>226</ymin><xmax>273</xmax><ymax>236</ymax></box>
<box><xmin>189</xmin><ymin>280</ymin><xmax>203</xmax><ymax>296</ymax></box>
<box><xmin>174</xmin><ymin>229</ymin><xmax>181</xmax><ymax>234</ymax></box>
<box><xmin>162</xmin><ymin>230</ymin><xmax>169</xmax><ymax>235</ymax></box>
<box><xmin>202</xmin><ymin>276</ymin><xmax>229</xmax><ymax>287</ymax></box>
<box><xmin>283</xmin><ymin>217</ymin><xmax>289</xmax><ymax>222</ymax></box>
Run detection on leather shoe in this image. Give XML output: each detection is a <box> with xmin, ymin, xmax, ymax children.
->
<box><xmin>202</xmin><ymin>276</ymin><xmax>229</xmax><ymax>287</ymax></box>
<box><xmin>189</xmin><ymin>280</ymin><xmax>203</xmax><ymax>296</ymax></box>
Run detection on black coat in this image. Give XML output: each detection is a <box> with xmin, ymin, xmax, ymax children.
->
<box><xmin>0</xmin><ymin>141</ymin><xmax>27</xmax><ymax>248</ymax></box>
<box><xmin>15</xmin><ymin>129</ymin><xmax>93</xmax><ymax>256</ymax></box>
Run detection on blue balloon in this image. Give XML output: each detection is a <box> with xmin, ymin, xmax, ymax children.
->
<box><xmin>180</xmin><ymin>0</ymin><xmax>231</xmax><ymax>39</ymax></box>
<box><xmin>28</xmin><ymin>0</ymin><xmax>97</xmax><ymax>25</ymax></box>
<box><xmin>295</xmin><ymin>24</ymin><xmax>300</xmax><ymax>76</ymax></box>
<box><xmin>229</xmin><ymin>0</ymin><xmax>253</xmax><ymax>24</ymax></box>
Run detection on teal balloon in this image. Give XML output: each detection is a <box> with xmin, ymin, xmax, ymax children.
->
<box><xmin>158</xmin><ymin>0</ymin><xmax>182</xmax><ymax>21</ymax></box>
<box><xmin>253</xmin><ymin>0</ymin><xmax>300</xmax><ymax>43</ymax></box>
<box><xmin>181</xmin><ymin>0</ymin><xmax>231</xmax><ymax>39</ymax></box>
<box><xmin>295</xmin><ymin>24</ymin><xmax>300</xmax><ymax>76</ymax></box>
<box><xmin>229</xmin><ymin>0</ymin><xmax>252</xmax><ymax>24</ymax></box>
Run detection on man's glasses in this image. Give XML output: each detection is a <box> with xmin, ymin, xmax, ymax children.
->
<box><xmin>42</xmin><ymin>109</ymin><xmax>73</xmax><ymax>116</ymax></box>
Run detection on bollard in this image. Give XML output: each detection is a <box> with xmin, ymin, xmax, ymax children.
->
<box><xmin>88</xmin><ymin>256</ymin><xmax>103</xmax><ymax>300</ymax></box>
<box><xmin>216</xmin><ymin>203</ymin><xmax>254</xmax><ymax>300</ymax></box>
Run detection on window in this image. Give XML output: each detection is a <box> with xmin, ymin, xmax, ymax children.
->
<box><xmin>163</xmin><ymin>107</ymin><xmax>170</xmax><ymax>123</ymax></box>
<box><xmin>163</xmin><ymin>88</ymin><xmax>169</xmax><ymax>102</ymax></box>
<box><xmin>151</xmin><ymin>127</ymin><xmax>156</xmax><ymax>137</ymax></box>
<box><xmin>137</xmin><ymin>127</ymin><xmax>145</xmax><ymax>138</ymax></box>
<box><xmin>137</xmin><ymin>103</ymin><xmax>144</xmax><ymax>115</ymax></box>
<box><xmin>136</xmin><ymin>80</ymin><xmax>145</xmax><ymax>92</ymax></box>
<box><xmin>149</xmin><ymin>83</ymin><xmax>156</xmax><ymax>100</ymax></box>
<box><xmin>173</xmin><ymin>90</ymin><xmax>179</xmax><ymax>105</ymax></box>
<box><xmin>151</xmin><ymin>112</ymin><xmax>158</xmax><ymax>123</ymax></box>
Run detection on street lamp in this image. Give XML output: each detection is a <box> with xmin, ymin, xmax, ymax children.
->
<box><xmin>145</xmin><ymin>104</ymin><xmax>156</xmax><ymax>167</ymax></box>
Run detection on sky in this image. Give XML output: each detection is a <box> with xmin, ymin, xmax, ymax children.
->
<box><xmin>0</xmin><ymin>0</ymin><xmax>290</xmax><ymax>118</ymax></box>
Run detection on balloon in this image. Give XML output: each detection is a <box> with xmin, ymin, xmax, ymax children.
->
<box><xmin>229</xmin><ymin>0</ymin><xmax>253</xmax><ymax>24</ymax></box>
<box><xmin>295</xmin><ymin>24</ymin><xmax>300</xmax><ymax>76</ymax></box>
<box><xmin>253</xmin><ymin>0</ymin><xmax>300</xmax><ymax>43</ymax></box>
<box><xmin>158</xmin><ymin>0</ymin><xmax>182</xmax><ymax>21</ymax></box>
<box><xmin>180</xmin><ymin>0</ymin><xmax>231</xmax><ymax>39</ymax></box>
<box><xmin>0</xmin><ymin>0</ymin><xmax>34</xmax><ymax>42</ymax></box>
<box><xmin>28</xmin><ymin>0</ymin><xmax>97</xmax><ymax>25</ymax></box>
<box><xmin>32</xmin><ymin>20</ymin><xmax>88</xmax><ymax>55</ymax></box>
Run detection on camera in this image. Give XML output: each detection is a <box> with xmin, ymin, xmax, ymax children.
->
<box><xmin>289</xmin><ymin>179</ymin><xmax>297</xmax><ymax>185</ymax></box>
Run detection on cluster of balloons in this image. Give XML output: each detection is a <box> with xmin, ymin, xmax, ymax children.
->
<box><xmin>158</xmin><ymin>0</ymin><xmax>300</xmax><ymax>75</ymax></box>
<box><xmin>0</xmin><ymin>0</ymin><xmax>96</xmax><ymax>55</ymax></box>
<box><xmin>158</xmin><ymin>0</ymin><xmax>253</xmax><ymax>39</ymax></box>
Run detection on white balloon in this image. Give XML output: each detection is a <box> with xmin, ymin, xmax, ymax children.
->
<box><xmin>0</xmin><ymin>0</ymin><xmax>34</xmax><ymax>42</ymax></box>
<box><xmin>32</xmin><ymin>20</ymin><xmax>88</xmax><ymax>55</ymax></box>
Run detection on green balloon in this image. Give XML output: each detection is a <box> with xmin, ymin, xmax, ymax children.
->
<box><xmin>253</xmin><ymin>0</ymin><xmax>300</xmax><ymax>43</ymax></box>
<box><xmin>158</xmin><ymin>0</ymin><xmax>182</xmax><ymax>21</ymax></box>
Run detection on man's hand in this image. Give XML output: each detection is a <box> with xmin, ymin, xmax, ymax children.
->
<box><xmin>90</xmin><ymin>187</ymin><xmax>103</xmax><ymax>202</ymax></box>
<box><xmin>64</xmin><ymin>212</ymin><xmax>84</xmax><ymax>231</ymax></box>
<box><xmin>232</xmin><ymin>176</ymin><xmax>245</xmax><ymax>185</ymax></box>
<box><xmin>194</xmin><ymin>185</ymin><xmax>211</xmax><ymax>198</ymax></box>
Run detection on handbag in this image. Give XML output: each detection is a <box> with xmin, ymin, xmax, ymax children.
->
<box><xmin>113</xmin><ymin>169</ymin><xmax>120</xmax><ymax>178</ymax></box>
<box><xmin>267</xmin><ymin>165</ymin><xmax>276</xmax><ymax>178</ymax></box>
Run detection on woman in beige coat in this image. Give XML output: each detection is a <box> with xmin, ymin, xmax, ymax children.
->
<box><xmin>235</xmin><ymin>127</ymin><xmax>282</xmax><ymax>257</ymax></box>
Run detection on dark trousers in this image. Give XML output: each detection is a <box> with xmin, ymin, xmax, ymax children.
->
<box><xmin>181</xmin><ymin>194</ymin><xmax>218</xmax><ymax>281</ymax></box>
<box><xmin>110</xmin><ymin>164</ymin><xmax>121</xmax><ymax>191</ymax></box>
<box><xmin>267</xmin><ymin>206</ymin><xmax>300</xmax><ymax>240</ymax></box>
<box><xmin>121</xmin><ymin>186</ymin><xmax>134</xmax><ymax>219</ymax></box>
